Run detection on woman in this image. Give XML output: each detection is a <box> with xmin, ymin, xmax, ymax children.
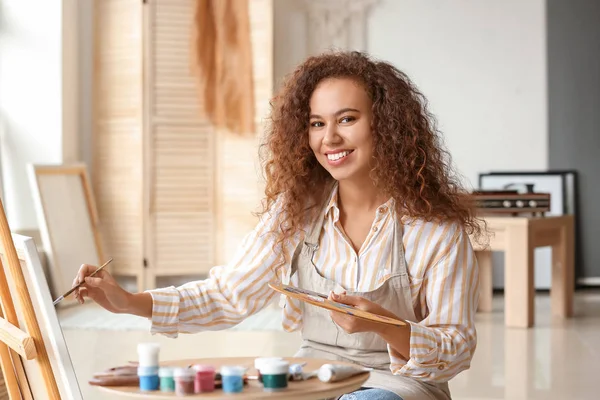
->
<box><xmin>74</xmin><ymin>51</ymin><xmax>483</xmax><ymax>400</ymax></box>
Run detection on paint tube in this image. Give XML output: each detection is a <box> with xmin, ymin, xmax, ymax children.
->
<box><xmin>317</xmin><ymin>364</ymin><xmax>372</xmax><ymax>383</ymax></box>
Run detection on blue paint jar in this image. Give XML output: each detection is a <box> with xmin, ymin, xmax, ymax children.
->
<box><xmin>138</xmin><ymin>366</ymin><xmax>159</xmax><ymax>391</ymax></box>
<box><xmin>220</xmin><ymin>366</ymin><xmax>245</xmax><ymax>393</ymax></box>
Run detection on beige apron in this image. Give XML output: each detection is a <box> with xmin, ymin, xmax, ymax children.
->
<box><xmin>290</xmin><ymin>194</ymin><xmax>451</xmax><ymax>400</ymax></box>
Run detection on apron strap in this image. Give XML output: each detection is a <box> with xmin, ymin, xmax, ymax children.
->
<box><xmin>289</xmin><ymin>181</ymin><xmax>337</xmax><ymax>278</ymax></box>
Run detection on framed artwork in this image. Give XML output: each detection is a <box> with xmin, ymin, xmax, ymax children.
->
<box><xmin>27</xmin><ymin>163</ymin><xmax>105</xmax><ymax>306</ymax></box>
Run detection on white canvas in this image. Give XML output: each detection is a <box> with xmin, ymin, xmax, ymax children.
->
<box><xmin>2</xmin><ymin>234</ymin><xmax>82</xmax><ymax>399</ymax></box>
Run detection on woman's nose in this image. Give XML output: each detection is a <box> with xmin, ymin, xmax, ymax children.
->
<box><xmin>323</xmin><ymin>124</ymin><xmax>341</xmax><ymax>145</ymax></box>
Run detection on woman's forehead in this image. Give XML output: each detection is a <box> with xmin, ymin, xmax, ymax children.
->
<box><xmin>309</xmin><ymin>78</ymin><xmax>371</xmax><ymax>112</ymax></box>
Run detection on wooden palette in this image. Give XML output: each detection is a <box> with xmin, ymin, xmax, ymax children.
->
<box><xmin>268</xmin><ymin>283</ymin><xmax>407</xmax><ymax>327</ymax></box>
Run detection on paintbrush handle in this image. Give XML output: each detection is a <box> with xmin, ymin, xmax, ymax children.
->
<box><xmin>54</xmin><ymin>258</ymin><xmax>113</xmax><ymax>303</ymax></box>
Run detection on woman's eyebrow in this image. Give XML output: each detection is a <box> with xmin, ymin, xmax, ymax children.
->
<box><xmin>309</xmin><ymin>108</ymin><xmax>360</xmax><ymax>119</ymax></box>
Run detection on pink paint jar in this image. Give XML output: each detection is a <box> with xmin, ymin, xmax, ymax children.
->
<box><xmin>193</xmin><ymin>364</ymin><xmax>215</xmax><ymax>393</ymax></box>
<box><xmin>173</xmin><ymin>367</ymin><xmax>195</xmax><ymax>396</ymax></box>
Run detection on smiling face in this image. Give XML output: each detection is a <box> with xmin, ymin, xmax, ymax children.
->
<box><xmin>308</xmin><ymin>78</ymin><xmax>374</xmax><ymax>184</ymax></box>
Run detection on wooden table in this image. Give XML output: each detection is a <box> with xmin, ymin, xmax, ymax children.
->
<box><xmin>97</xmin><ymin>357</ymin><xmax>370</xmax><ymax>399</ymax></box>
<box><xmin>473</xmin><ymin>215</ymin><xmax>575</xmax><ymax>328</ymax></box>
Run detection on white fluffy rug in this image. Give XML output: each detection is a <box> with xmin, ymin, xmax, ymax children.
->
<box><xmin>57</xmin><ymin>303</ymin><xmax>284</xmax><ymax>332</ymax></box>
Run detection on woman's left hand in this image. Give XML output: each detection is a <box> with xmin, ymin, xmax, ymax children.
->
<box><xmin>328</xmin><ymin>291</ymin><xmax>400</xmax><ymax>334</ymax></box>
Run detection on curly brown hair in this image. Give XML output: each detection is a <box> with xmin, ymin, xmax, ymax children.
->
<box><xmin>259</xmin><ymin>51</ymin><xmax>486</xmax><ymax>258</ymax></box>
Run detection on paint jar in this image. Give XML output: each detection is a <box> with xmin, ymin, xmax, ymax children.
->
<box><xmin>193</xmin><ymin>364</ymin><xmax>215</xmax><ymax>393</ymax></box>
<box><xmin>137</xmin><ymin>366</ymin><xmax>159</xmax><ymax>391</ymax></box>
<box><xmin>137</xmin><ymin>342</ymin><xmax>160</xmax><ymax>366</ymax></box>
<box><xmin>289</xmin><ymin>363</ymin><xmax>305</xmax><ymax>381</ymax></box>
<box><xmin>254</xmin><ymin>357</ymin><xmax>283</xmax><ymax>383</ymax></box>
<box><xmin>220</xmin><ymin>366</ymin><xmax>246</xmax><ymax>393</ymax></box>
<box><xmin>174</xmin><ymin>368</ymin><xmax>195</xmax><ymax>396</ymax></box>
<box><xmin>260</xmin><ymin>360</ymin><xmax>289</xmax><ymax>392</ymax></box>
<box><xmin>158</xmin><ymin>367</ymin><xmax>175</xmax><ymax>392</ymax></box>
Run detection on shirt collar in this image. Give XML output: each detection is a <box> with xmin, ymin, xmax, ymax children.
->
<box><xmin>325</xmin><ymin>183</ymin><xmax>395</xmax><ymax>222</ymax></box>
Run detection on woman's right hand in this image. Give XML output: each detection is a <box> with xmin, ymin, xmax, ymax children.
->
<box><xmin>73</xmin><ymin>264</ymin><xmax>133</xmax><ymax>314</ymax></box>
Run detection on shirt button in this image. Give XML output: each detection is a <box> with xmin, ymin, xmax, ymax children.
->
<box><xmin>378</xmin><ymin>206</ymin><xmax>387</xmax><ymax>213</ymax></box>
<box><xmin>373</xmin><ymin>226</ymin><xmax>378</xmax><ymax>232</ymax></box>
<box><xmin>437</xmin><ymin>365</ymin><xmax>445</xmax><ymax>370</ymax></box>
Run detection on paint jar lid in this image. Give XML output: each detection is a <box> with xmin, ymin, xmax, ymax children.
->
<box><xmin>254</xmin><ymin>357</ymin><xmax>284</xmax><ymax>369</ymax></box>
<box><xmin>259</xmin><ymin>360</ymin><xmax>289</xmax><ymax>375</ymax></box>
<box><xmin>137</xmin><ymin>366</ymin><xmax>159</xmax><ymax>376</ymax></box>
<box><xmin>137</xmin><ymin>342</ymin><xmax>160</xmax><ymax>355</ymax></box>
<box><xmin>220</xmin><ymin>366</ymin><xmax>246</xmax><ymax>376</ymax></box>
<box><xmin>193</xmin><ymin>364</ymin><xmax>215</xmax><ymax>373</ymax></box>
<box><xmin>158</xmin><ymin>367</ymin><xmax>175</xmax><ymax>377</ymax></box>
<box><xmin>173</xmin><ymin>367</ymin><xmax>195</xmax><ymax>379</ymax></box>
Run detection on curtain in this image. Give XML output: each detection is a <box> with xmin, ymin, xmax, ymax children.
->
<box><xmin>193</xmin><ymin>0</ymin><xmax>255</xmax><ymax>135</ymax></box>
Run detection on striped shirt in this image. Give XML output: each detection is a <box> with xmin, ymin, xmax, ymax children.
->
<box><xmin>148</xmin><ymin>188</ymin><xmax>479</xmax><ymax>384</ymax></box>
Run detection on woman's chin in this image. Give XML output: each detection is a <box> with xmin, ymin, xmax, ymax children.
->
<box><xmin>327</xmin><ymin>169</ymin><xmax>359</xmax><ymax>183</ymax></box>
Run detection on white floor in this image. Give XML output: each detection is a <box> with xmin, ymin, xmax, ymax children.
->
<box><xmin>61</xmin><ymin>291</ymin><xmax>600</xmax><ymax>400</ymax></box>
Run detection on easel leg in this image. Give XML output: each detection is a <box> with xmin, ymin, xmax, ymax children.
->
<box><xmin>0</xmin><ymin>343</ymin><xmax>21</xmax><ymax>399</ymax></box>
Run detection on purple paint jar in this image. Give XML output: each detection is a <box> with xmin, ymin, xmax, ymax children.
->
<box><xmin>173</xmin><ymin>368</ymin><xmax>195</xmax><ymax>396</ymax></box>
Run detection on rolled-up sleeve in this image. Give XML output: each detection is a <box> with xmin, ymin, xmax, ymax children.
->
<box><xmin>145</xmin><ymin>204</ymin><xmax>299</xmax><ymax>338</ymax></box>
<box><xmin>389</xmin><ymin>227</ymin><xmax>479</xmax><ymax>383</ymax></box>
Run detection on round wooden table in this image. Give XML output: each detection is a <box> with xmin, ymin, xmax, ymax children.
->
<box><xmin>97</xmin><ymin>357</ymin><xmax>370</xmax><ymax>399</ymax></box>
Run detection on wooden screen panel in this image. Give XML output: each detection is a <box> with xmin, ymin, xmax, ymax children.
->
<box><xmin>148</xmin><ymin>0</ymin><xmax>215</xmax><ymax>278</ymax></box>
<box><xmin>93</xmin><ymin>0</ymin><xmax>144</xmax><ymax>277</ymax></box>
<box><xmin>153</xmin><ymin>0</ymin><xmax>206</xmax><ymax>123</ymax></box>
<box><xmin>250</xmin><ymin>0</ymin><xmax>274</xmax><ymax>125</ymax></box>
<box><xmin>215</xmin><ymin>0</ymin><xmax>273</xmax><ymax>264</ymax></box>
<box><xmin>152</xmin><ymin>124</ymin><xmax>214</xmax><ymax>275</ymax></box>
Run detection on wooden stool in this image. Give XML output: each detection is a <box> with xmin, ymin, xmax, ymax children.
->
<box><xmin>473</xmin><ymin>216</ymin><xmax>575</xmax><ymax>328</ymax></box>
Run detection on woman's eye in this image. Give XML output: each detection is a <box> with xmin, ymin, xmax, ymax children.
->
<box><xmin>340</xmin><ymin>116</ymin><xmax>355</xmax><ymax>123</ymax></box>
<box><xmin>310</xmin><ymin>121</ymin><xmax>324</xmax><ymax>128</ymax></box>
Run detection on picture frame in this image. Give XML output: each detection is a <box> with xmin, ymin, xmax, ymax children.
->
<box><xmin>1</xmin><ymin>234</ymin><xmax>83</xmax><ymax>399</ymax></box>
<box><xmin>478</xmin><ymin>170</ymin><xmax>581</xmax><ymax>289</ymax></box>
<box><xmin>27</xmin><ymin>163</ymin><xmax>105</xmax><ymax>306</ymax></box>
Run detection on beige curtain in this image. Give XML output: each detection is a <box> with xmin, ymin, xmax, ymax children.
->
<box><xmin>193</xmin><ymin>0</ymin><xmax>255</xmax><ymax>135</ymax></box>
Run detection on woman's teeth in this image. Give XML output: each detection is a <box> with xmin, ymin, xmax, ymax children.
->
<box><xmin>327</xmin><ymin>151</ymin><xmax>351</xmax><ymax>161</ymax></box>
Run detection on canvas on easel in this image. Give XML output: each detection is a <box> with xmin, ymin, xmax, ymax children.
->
<box><xmin>0</xmin><ymin>197</ymin><xmax>82</xmax><ymax>399</ymax></box>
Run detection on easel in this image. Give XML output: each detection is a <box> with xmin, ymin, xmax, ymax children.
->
<box><xmin>0</xmin><ymin>198</ymin><xmax>61</xmax><ymax>398</ymax></box>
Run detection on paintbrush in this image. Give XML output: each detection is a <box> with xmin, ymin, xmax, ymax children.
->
<box><xmin>52</xmin><ymin>258</ymin><xmax>113</xmax><ymax>306</ymax></box>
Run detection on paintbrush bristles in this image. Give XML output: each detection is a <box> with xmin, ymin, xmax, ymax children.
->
<box><xmin>52</xmin><ymin>258</ymin><xmax>113</xmax><ymax>306</ymax></box>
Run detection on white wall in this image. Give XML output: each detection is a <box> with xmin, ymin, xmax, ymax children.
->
<box><xmin>547</xmin><ymin>0</ymin><xmax>600</xmax><ymax>282</ymax></box>
<box><xmin>78</xmin><ymin>0</ymin><xmax>94</xmax><ymax>171</ymax></box>
<box><xmin>274</xmin><ymin>0</ymin><xmax>549</xmax><ymax>187</ymax></box>
<box><xmin>0</xmin><ymin>0</ymin><xmax>78</xmax><ymax>230</ymax></box>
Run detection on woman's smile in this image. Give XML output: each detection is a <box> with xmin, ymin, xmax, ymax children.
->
<box><xmin>325</xmin><ymin>149</ymin><xmax>355</xmax><ymax>166</ymax></box>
